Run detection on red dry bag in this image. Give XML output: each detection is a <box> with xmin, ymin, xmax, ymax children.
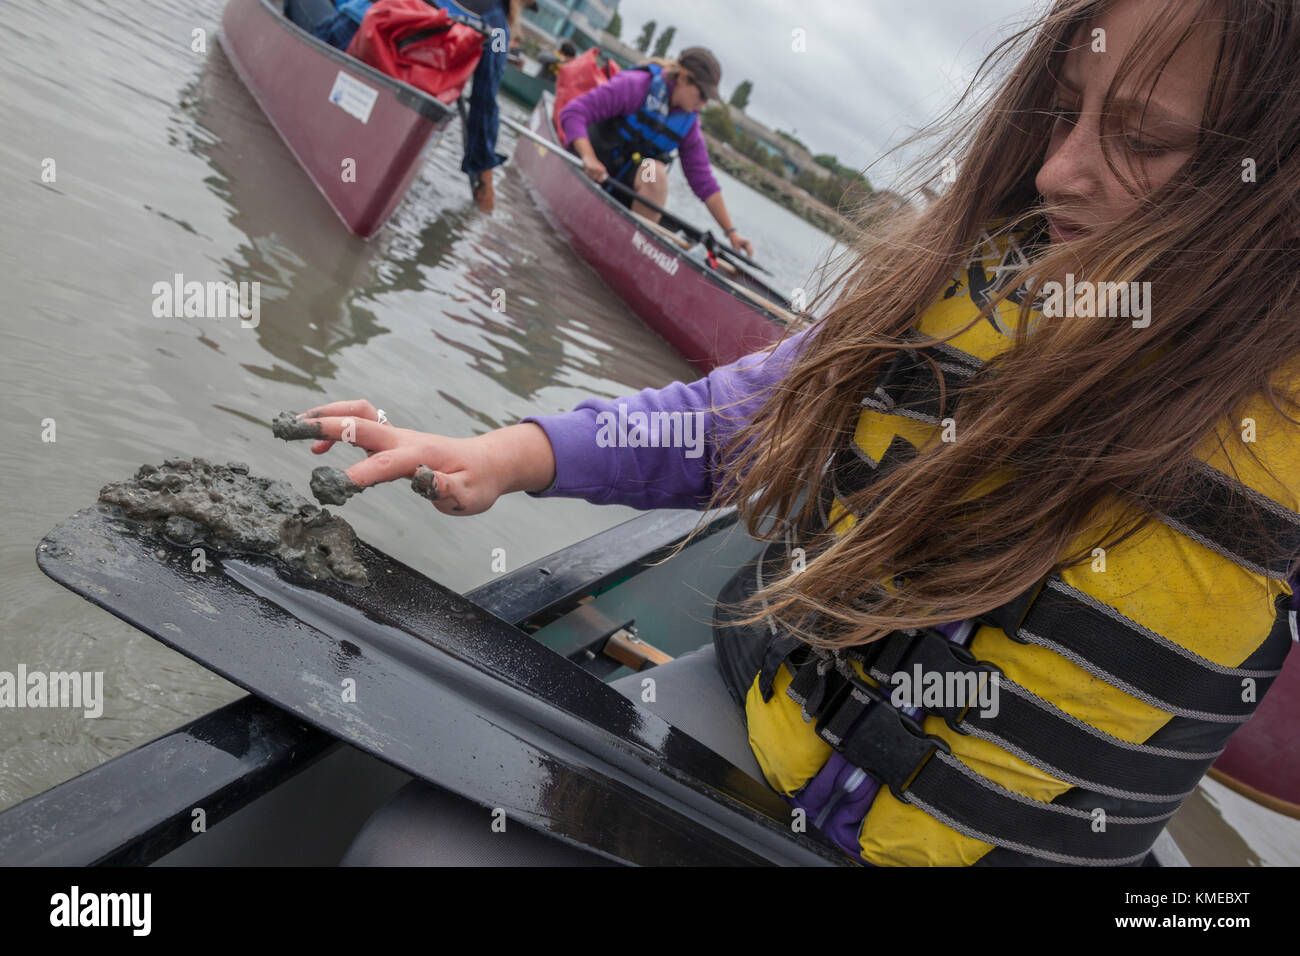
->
<box><xmin>553</xmin><ymin>48</ymin><xmax>621</xmax><ymax>144</ymax></box>
<box><xmin>346</xmin><ymin>0</ymin><xmax>483</xmax><ymax>104</ymax></box>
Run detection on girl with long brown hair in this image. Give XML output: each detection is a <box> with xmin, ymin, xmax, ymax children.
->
<box><xmin>298</xmin><ymin>0</ymin><xmax>1300</xmax><ymax>865</ymax></box>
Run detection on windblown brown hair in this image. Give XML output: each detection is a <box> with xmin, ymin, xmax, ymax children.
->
<box><xmin>707</xmin><ymin>0</ymin><xmax>1300</xmax><ymax>649</ymax></box>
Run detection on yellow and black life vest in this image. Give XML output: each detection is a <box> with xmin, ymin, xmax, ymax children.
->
<box><xmin>713</xmin><ymin>222</ymin><xmax>1300</xmax><ymax>866</ymax></box>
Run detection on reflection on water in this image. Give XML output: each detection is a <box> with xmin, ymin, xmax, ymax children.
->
<box><xmin>0</xmin><ymin>0</ymin><xmax>699</xmax><ymax>810</ymax></box>
<box><xmin>1</xmin><ymin>0</ymin><xmax>1296</xmax><ymax>869</ymax></box>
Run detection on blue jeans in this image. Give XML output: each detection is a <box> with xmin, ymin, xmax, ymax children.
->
<box><xmin>460</xmin><ymin>3</ymin><xmax>509</xmax><ymax>178</ymax></box>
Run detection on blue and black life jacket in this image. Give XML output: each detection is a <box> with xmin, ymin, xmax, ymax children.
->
<box><xmin>589</xmin><ymin>64</ymin><xmax>698</xmax><ymax>181</ymax></box>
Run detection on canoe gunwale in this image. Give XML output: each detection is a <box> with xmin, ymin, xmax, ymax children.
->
<box><xmin>244</xmin><ymin>0</ymin><xmax>454</xmax><ymax>124</ymax></box>
<box><xmin>220</xmin><ymin>0</ymin><xmax>457</xmax><ymax>238</ymax></box>
<box><xmin>518</xmin><ymin>95</ymin><xmax>796</xmax><ymax>354</ymax></box>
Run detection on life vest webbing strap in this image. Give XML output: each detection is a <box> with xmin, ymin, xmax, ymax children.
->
<box><xmin>903</xmin><ymin>756</ymin><xmax>1169</xmax><ymax>866</ymax></box>
<box><xmin>972</xmin><ymin>578</ymin><xmax>1043</xmax><ymax>635</ymax></box>
<box><xmin>619</xmin><ymin>108</ymin><xmax>688</xmax><ymax>147</ymax></box>
<box><xmin>831</xmin><ymin>434</ymin><xmax>917</xmax><ymax>502</ymax></box>
<box><xmin>786</xmin><ymin>654</ymin><xmax>835</xmax><ymax>719</ymax></box>
<box><xmin>1159</xmin><ymin>463</ymin><xmax>1300</xmax><ymax>579</ymax></box>
<box><xmin>609</xmin><ymin>123</ymin><xmax>680</xmax><ymax>172</ymax></box>
<box><xmin>861</xmin><ymin>346</ymin><xmax>980</xmax><ymax>424</ymax></box>
<box><xmin>804</xmin><ymin>669</ymin><xmax>1178</xmax><ymax>864</ymax></box>
<box><xmin>1008</xmin><ymin>578</ymin><xmax>1287</xmax><ymax>720</ymax></box>
<box><xmin>831</xmin><ymin>443</ymin><xmax>878</xmax><ymax>499</ymax></box>
<box><xmin>759</xmin><ymin>632</ymin><xmax>804</xmax><ymax>701</ymax></box>
<box><xmin>859</xmin><ymin>629</ymin><xmax>1217</xmax><ymax>801</ymax></box>
<box><xmin>854</xmin><ymin>340</ymin><xmax>1299</xmax><ymax>579</ymax></box>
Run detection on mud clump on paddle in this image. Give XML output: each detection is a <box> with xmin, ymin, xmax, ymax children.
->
<box><xmin>98</xmin><ymin>458</ymin><xmax>369</xmax><ymax>586</ymax></box>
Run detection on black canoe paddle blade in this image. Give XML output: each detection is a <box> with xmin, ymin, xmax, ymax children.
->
<box><xmin>35</xmin><ymin>506</ymin><xmax>847</xmax><ymax>866</ymax></box>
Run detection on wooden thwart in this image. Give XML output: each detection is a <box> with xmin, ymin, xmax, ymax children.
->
<box><xmin>603</xmin><ymin>629</ymin><xmax>674</xmax><ymax>672</ymax></box>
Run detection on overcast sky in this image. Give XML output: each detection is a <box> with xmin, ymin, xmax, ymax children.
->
<box><xmin>612</xmin><ymin>0</ymin><xmax>1050</xmax><ymax>188</ymax></box>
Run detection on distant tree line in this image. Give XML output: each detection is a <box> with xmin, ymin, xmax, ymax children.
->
<box><xmin>634</xmin><ymin>20</ymin><xmax>656</xmax><ymax>53</ymax></box>
<box><xmin>653</xmin><ymin>25</ymin><xmax>676</xmax><ymax>58</ymax></box>
<box><xmin>634</xmin><ymin>20</ymin><xmax>676</xmax><ymax>55</ymax></box>
<box><xmin>701</xmin><ymin>106</ymin><xmax>787</xmax><ymax>177</ymax></box>
<box><xmin>790</xmin><ymin>154</ymin><xmax>868</xmax><ymax>207</ymax></box>
<box><xmin>775</xmin><ymin>129</ymin><xmax>809</xmax><ymax>153</ymax></box>
<box><xmin>729</xmin><ymin>79</ymin><xmax>752</xmax><ymax>111</ymax></box>
<box><xmin>702</xmin><ymin>107</ymin><xmax>872</xmax><ymax>210</ymax></box>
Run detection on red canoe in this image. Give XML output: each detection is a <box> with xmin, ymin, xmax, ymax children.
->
<box><xmin>514</xmin><ymin>94</ymin><xmax>801</xmax><ymax>373</ymax></box>
<box><xmin>218</xmin><ymin>0</ymin><xmax>455</xmax><ymax>239</ymax></box>
<box><xmin>1210</xmin><ymin>643</ymin><xmax>1300</xmax><ymax>818</ymax></box>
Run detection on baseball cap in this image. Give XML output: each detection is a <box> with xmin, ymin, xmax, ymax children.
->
<box><xmin>678</xmin><ymin>47</ymin><xmax>722</xmax><ymax>102</ymax></box>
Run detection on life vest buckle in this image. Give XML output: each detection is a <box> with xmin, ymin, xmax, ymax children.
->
<box><xmin>972</xmin><ymin>578</ymin><xmax>1046</xmax><ymax>643</ymax></box>
<box><xmin>936</xmin><ymin>639</ymin><xmax>1003</xmax><ymax>735</ymax></box>
<box><xmin>812</xmin><ymin>671</ymin><xmax>952</xmax><ymax>801</ymax></box>
<box><xmin>866</xmin><ymin>627</ymin><xmax>1001</xmax><ymax>734</ymax></box>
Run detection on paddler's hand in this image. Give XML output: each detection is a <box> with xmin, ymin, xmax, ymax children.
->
<box><xmin>728</xmin><ymin>230</ymin><xmax>754</xmax><ymax>258</ymax></box>
<box><xmin>291</xmin><ymin>401</ymin><xmax>555</xmax><ymax>516</ymax></box>
<box><xmin>582</xmin><ymin>156</ymin><xmax>608</xmax><ymax>183</ymax></box>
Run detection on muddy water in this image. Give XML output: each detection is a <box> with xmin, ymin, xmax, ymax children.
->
<box><xmin>0</xmin><ymin>0</ymin><xmax>829</xmax><ymax>812</ymax></box>
<box><xmin>1</xmin><ymin>0</ymin><xmax>1297</xmax><ymax>866</ymax></box>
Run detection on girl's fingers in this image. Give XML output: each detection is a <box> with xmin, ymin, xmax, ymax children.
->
<box><xmin>344</xmin><ymin>450</ymin><xmax>472</xmax><ymax>505</ymax></box>
<box><xmin>343</xmin><ymin>446</ymin><xmax>433</xmax><ymax>488</ymax></box>
<box><xmin>297</xmin><ymin>401</ymin><xmax>396</xmax><ymax>454</ymax></box>
<box><xmin>302</xmin><ymin>399</ymin><xmax>377</xmax><ymax>421</ymax></box>
<box><xmin>411</xmin><ymin>465</ymin><xmax>475</xmax><ymax>515</ymax></box>
<box><xmin>301</xmin><ymin>416</ymin><xmax>401</xmax><ymax>452</ymax></box>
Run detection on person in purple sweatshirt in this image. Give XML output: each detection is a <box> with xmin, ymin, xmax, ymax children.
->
<box><xmin>559</xmin><ymin>47</ymin><xmax>754</xmax><ymax>257</ymax></box>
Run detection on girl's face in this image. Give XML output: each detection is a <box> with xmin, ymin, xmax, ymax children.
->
<box><xmin>671</xmin><ymin>72</ymin><xmax>707</xmax><ymax>113</ymax></box>
<box><xmin>1034</xmin><ymin>0</ymin><xmax>1216</xmax><ymax>244</ymax></box>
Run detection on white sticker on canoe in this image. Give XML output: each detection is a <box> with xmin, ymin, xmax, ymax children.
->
<box><xmin>632</xmin><ymin>230</ymin><xmax>680</xmax><ymax>276</ymax></box>
<box><xmin>329</xmin><ymin>71</ymin><xmax>378</xmax><ymax>124</ymax></box>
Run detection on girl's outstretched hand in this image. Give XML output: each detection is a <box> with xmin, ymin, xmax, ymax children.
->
<box><xmin>291</xmin><ymin>399</ymin><xmax>555</xmax><ymax>516</ymax></box>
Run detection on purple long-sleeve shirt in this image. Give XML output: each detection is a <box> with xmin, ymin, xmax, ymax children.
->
<box><xmin>522</xmin><ymin>328</ymin><xmax>810</xmax><ymax>506</ymax></box>
<box><xmin>558</xmin><ymin>68</ymin><xmax>721</xmax><ymax>203</ymax></box>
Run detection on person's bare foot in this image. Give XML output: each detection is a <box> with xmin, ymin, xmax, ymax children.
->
<box><xmin>472</xmin><ymin>169</ymin><xmax>495</xmax><ymax>213</ymax></box>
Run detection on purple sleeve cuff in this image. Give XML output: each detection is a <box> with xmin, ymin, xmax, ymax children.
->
<box><xmin>521</xmin><ymin>327</ymin><xmax>814</xmax><ymax>510</ymax></box>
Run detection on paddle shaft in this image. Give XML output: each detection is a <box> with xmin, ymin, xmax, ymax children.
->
<box><xmin>498</xmin><ymin>114</ymin><xmax>775</xmax><ymax>278</ymax></box>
